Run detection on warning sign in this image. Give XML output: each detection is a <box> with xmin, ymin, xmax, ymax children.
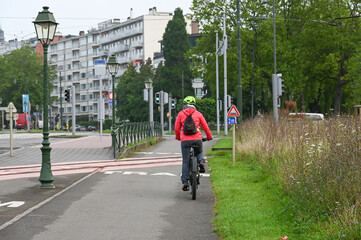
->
<box><xmin>227</xmin><ymin>105</ymin><xmax>240</xmax><ymax>117</ymax></box>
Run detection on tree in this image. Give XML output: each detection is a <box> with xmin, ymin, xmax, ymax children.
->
<box><xmin>189</xmin><ymin>0</ymin><xmax>361</xmax><ymax>116</ymax></box>
<box><xmin>116</xmin><ymin>59</ymin><xmax>153</xmax><ymax>122</ymax></box>
<box><xmin>0</xmin><ymin>45</ymin><xmax>56</xmax><ymax>111</ymax></box>
<box><xmin>158</xmin><ymin>8</ymin><xmax>192</xmax><ymax>100</ymax></box>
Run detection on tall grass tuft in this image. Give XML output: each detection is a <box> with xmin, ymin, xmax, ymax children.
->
<box><xmin>238</xmin><ymin>115</ymin><xmax>361</xmax><ymax>238</ymax></box>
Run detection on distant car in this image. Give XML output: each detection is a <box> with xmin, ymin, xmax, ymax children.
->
<box><xmin>87</xmin><ymin>126</ymin><xmax>97</xmax><ymax>131</ymax></box>
<box><xmin>76</xmin><ymin>125</ymin><xmax>87</xmax><ymax>131</ymax></box>
<box><xmin>288</xmin><ymin>113</ymin><xmax>325</xmax><ymax>121</ymax></box>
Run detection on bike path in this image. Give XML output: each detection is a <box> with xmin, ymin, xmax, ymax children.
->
<box><xmin>0</xmin><ymin>135</ymin><xmax>219</xmax><ymax>239</ymax></box>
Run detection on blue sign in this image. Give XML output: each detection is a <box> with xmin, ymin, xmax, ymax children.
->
<box><xmin>108</xmin><ymin>100</ymin><xmax>117</xmax><ymax>105</ymax></box>
<box><xmin>22</xmin><ymin>94</ymin><xmax>29</xmax><ymax>113</ymax></box>
<box><xmin>94</xmin><ymin>59</ymin><xmax>106</xmax><ymax>65</ymax></box>
<box><xmin>227</xmin><ymin>117</ymin><xmax>236</xmax><ymax>125</ymax></box>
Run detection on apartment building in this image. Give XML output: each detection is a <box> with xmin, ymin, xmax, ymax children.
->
<box><xmin>49</xmin><ymin>7</ymin><xmax>191</xmax><ymax>123</ymax></box>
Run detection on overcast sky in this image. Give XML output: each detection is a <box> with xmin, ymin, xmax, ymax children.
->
<box><xmin>0</xmin><ymin>0</ymin><xmax>193</xmax><ymax>41</ymax></box>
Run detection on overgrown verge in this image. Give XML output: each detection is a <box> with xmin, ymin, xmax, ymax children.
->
<box><xmin>237</xmin><ymin>115</ymin><xmax>361</xmax><ymax>239</ymax></box>
<box><xmin>207</xmin><ymin>139</ymin><xmax>302</xmax><ymax>239</ymax></box>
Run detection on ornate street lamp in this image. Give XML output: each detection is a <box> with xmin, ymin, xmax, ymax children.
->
<box><xmin>33</xmin><ymin>6</ymin><xmax>58</xmax><ymax>188</ymax></box>
<box><xmin>106</xmin><ymin>54</ymin><xmax>119</xmax><ymax>153</ymax></box>
<box><xmin>144</xmin><ymin>78</ymin><xmax>154</xmax><ymax>136</ymax></box>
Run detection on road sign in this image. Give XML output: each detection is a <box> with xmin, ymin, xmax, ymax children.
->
<box><xmin>227</xmin><ymin>117</ymin><xmax>236</xmax><ymax>125</ymax></box>
<box><xmin>108</xmin><ymin>92</ymin><xmax>116</xmax><ymax>100</ymax></box>
<box><xmin>6</xmin><ymin>102</ymin><xmax>17</xmax><ymax>113</ymax></box>
<box><xmin>227</xmin><ymin>105</ymin><xmax>240</xmax><ymax>117</ymax></box>
<box><xmin>108</xmin><ymin>100</ymin><xmax>117</xmax><ymax>105</ymax></box>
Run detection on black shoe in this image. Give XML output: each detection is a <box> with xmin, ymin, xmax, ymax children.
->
<box><xmin>182</xmin><ymin>183</ymin><xmax>189</xmax><ymax>191</ymax></box>
<box><xmin>199</xmin><ymin>163</ymin><xmax>205</xmax><ymax>173</ymax></box>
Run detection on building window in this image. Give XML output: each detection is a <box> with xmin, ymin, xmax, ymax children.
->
<box><xmin>65</xmin><ymin>41</ymin><xmax>72</xmax><ymax>48</ymax></box>
<box><xmin>67</xmin><ymin>75</ymin><xmax>72</xmax><ymax>81</ymax></box>
<box><xmin>81</xmin><ymin>106</ymin><xmax>87</xmax><ymax>112</ymax></box>
<box><xmin>81</xmin><ymin>73</ymin><xmax>86</xmax><ymax>79</ymax></box>
<box><xmin>81</xmin><ymin>95</ymin><xmax>87</xmax><ymax>101</ymax></box>
<box><xmin>80</xmin><ymin>84</ymin><xmax>87</xmax><ymax>89</ymax></box>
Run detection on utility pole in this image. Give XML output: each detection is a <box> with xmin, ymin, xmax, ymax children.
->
<box><xmin>168</xmin><ymin>93</ymin><xmax>172</xmax><ymax>134</ymax></box>
<box><xmin>236</xmin><ymin>0</ymin><xmax>242</xmax><ymax>123</ymax></box>
<box><xmin>160</xmin><ymin>90</ymin><xmax>164</xmax><ymax>137</ymax></box>
<box><xmin>72</xmin><ymin>86</ymin><xmax>76</xmax><ymax>135</ymax></box>
<box><xmin>59</xmin><ymin>71</ymin><xmax>62</xmax><ymax>130</ymax></box>
<box><xmin>272</xmin><ymin>0</ymin><xmax>278</xmax><ymax>123</ymax></box>
<box><xmin>223</xmin><ymin>10</ymin><xmax>228</xmax><ymax>136</ymax></box>
<box><xmin>215</xmin><ymin>30</ymin><xmax>220</xmax><ymax>135</ymax></box>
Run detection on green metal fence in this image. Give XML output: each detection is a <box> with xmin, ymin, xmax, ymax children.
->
<box><xmin>112</xmin><ymin>122</ymin><xmax>162</xmax><ymax>158</ymax></box>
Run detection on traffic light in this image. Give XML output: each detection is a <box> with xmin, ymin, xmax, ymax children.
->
<box><xmin>171</xmin><ymin>99</ymin><xmax>176</xmax><ymax>109</ymax></box>
<box><xmin>226</xmin><ymin>35</ymin><xmax>230</xmax><ymax>50</ymax></box>
<box><xmin>55</xmin><ymin>113</ymin><xmax>60</xmax><ymax>122</ymax></box>
<box><xmin>155</xmin><ymin>92</ymin><xmax>160</xmax><ymax>105</ymax></box>
<box><xmin>65</xmin><ymin>89</ymin><xmax>70</xmax><ymax>102</ymax></box>
<box><xmin>277</xmin><ymin>74</ymin><xmax>284</xmax><ymax>96</ymax></box>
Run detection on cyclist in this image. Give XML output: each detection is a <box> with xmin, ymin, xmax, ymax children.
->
<box><xmin>175</xmin><ymin>96</ymin><xmax>212</xmax><ymax>191</ymax></box>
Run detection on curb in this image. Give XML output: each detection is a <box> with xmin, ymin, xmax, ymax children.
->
<box><xmin>118</xmin><ymin>137</ymin><xmax>164</xmax><ymax>158</ymax></box>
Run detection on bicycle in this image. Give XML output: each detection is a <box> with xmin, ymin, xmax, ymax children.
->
<box><xmin>189</xmin><ymin>138</ymin><xmax>207</xmax><ymax>200</ymax></box>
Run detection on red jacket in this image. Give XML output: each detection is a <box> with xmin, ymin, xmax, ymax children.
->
<box><xmin>175</xmin><ymin>107</ymin><xmax>212</xmax><ymax>141</ymax></box>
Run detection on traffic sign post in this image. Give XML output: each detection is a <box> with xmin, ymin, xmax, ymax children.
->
<box><xmin>227</xmin><ymin>105</ymin><xmax>239</xmax><ymax>166</ymax></box>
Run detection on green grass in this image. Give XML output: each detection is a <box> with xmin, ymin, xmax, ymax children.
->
<box><xmin>206</xmin><ymin>139</ymin><xmax>308</xmax><ymax>240</ymax></box>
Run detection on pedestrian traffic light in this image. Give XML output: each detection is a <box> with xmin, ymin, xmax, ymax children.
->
<box><xmin>65</xmin><ymin>89</ymin><xmax>70</xmax><ymax>102</ymax></box>
<box><xmin>277</xmin><ymin>74</ymin><xmax>284</xmax><ymax>97</ymax></box>
<box><xmin>155</xmin><ymin>92</ymin><xmax>160</xmax><ymax>105</ymax></box>
<box><xmin>171</xmin><ymin>99</ymin><xmax>176</xmax><ymax>109</ymax></box>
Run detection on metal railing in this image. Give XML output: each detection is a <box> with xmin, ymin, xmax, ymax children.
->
<box><xmin>112</xmin><ymin>122</ymin><xmax>162</xmax><ymax>158</ymax></box>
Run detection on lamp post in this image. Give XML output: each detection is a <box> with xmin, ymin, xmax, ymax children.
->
<box><xmin>106</xmin><ymin>54</ymin><xmax>120</xmax><ymax>150</ymax></box>
<box><xmin>33</xmin><ymin>6</ymin><xmax>58</xmax><ymax>188</ymax></box>
<box><xmin>144</xmin><ymin>78</ymin><xmax>154</xmax><ymax>135</ymax></box>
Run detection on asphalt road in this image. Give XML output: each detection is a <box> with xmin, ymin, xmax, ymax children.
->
<box><xmin>0</xmin><ymin>134</ymin><xmax>219</xmax><ymax>240</ymax></box>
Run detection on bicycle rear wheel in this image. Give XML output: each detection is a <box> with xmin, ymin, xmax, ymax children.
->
<box><xmin>191</xmin><ymin>173</ymin><xmax>197</xmax><ymax>200</ymax></box>
<box><xmin>190</xmin><ymin>156</ymin><xmax>198</xmax><ymax>200</ymax></box>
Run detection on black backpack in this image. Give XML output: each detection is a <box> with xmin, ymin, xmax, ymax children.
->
<box><xmin>183</xmin><ymin>111</ymin><xmax>198</xmax><ymax>135</ymax></box>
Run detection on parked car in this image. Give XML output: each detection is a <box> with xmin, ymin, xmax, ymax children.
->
<box><xmin>87</xmin><ymin>125</ymin><xmax>97</xmax><ymax>131</ymax></box>
<box><xmin>76</xmin><ymin>125</ymin><xmax>87</xmax><ymax>131</ymax></box>
<box><xmin>69</xmin><ymin>124</ymin><xmax>80</xmax><ymax>131</ymax></box>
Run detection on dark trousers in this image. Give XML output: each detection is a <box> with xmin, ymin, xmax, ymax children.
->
<box><xmin>181</xmin><ymin>140</ymin><xmax>203</xmax><ymax>183</ymax></box>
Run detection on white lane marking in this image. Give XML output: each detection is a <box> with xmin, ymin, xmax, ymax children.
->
<box><xmin>103</xmin><ymin>172</ymin><xmax>210</xmax><ymax>177</ymax></box>
<box><xmin>104</xmin><ymin>171</ymin><xmax>123</xmax><ymax>175</ymax></box>
<box><xmin>151</xmin><ymin>173</ymin><xmax>177</xmax><ymax>176</ymax></box>
<box><xmin>200</xmin><ymin>173</ymin><xmax>210</xmax><ymax>177</ymax></box>
<box><xmin>0</xmin><ymin>201</ymin><xmax>25</xmax><ymax>208</ymax></box>
<box><xmin>123</xmin><ymin>171</ymin><xmax>148</xmax><ymax>176</ymax></box>
<box><xmin>136</xmin><ymin>152</ymin><xmax>182</xmax><ymax>155</ymax></box>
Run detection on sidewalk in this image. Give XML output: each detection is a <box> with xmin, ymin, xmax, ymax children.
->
<box><xmin>0</xmin><ymin>134</ymin><xmax>113</xmax><ymax>167</ymax></box>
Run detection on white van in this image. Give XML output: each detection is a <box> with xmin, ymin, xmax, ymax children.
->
<box><xmin>288</xmin><ymin>113</ymin><xmax>325</xmax><ymax>121</ymax></box>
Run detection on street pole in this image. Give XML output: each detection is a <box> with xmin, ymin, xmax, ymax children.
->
<box><xmin>168</xmin><ymin>93</ymin><xmax>172</xmax><ymax>134</ymax></box>
<box><xmin>149</xmin><ymin>87</ymin><xmax>154</xmax><ymax>136</ymax></box>
<box><xmin>272</xmin><ymin>0</ymin><xmax>279</xmax><ymax>123</ymax></box>
<box><xmin>72</xmin><ymin>86</ymin><xmax>76</xmax><ymax>135</ymax></box>
<box><xmin>215</xmin><ymin>30</ymin><xmax>220</xmax><ymax>135</ymax></box>
<box><xmin>39</xmin><ymin>42</ymin><xmax>54</xmax><ymax>188</ymax></box>
<box><xmin>223</xmin><ymin>10</ymin><xmax>228</xmax><ymax>136</ymax></box>
<box><xmin>160</xmin><ymin>90</ymin><xmax>164</xmax><ymax>137</ymax></box>
<box><xmin>251</xmin><ymin>18</ymin><xmax>256</xmax><ymax>119</ymax></box>
<box><xmin>236</xmin><ymin>0</ymin><xmax>242</xmax><ymax>123</ymax></box>
<box><xmin>59</xmin><ymin>71</ymin><xmax>62</xmax><ymax>130</ymax></box>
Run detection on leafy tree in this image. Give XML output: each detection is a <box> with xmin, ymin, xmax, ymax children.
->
<box><xmin>158</xmin><ymin>8</ymin><xmax>193</xmax><ymax>99</ymax></box>
<box><xmin>190</xmin><ymin>0</ymin><xmax>361</xmax><ymax>116</ymax></box>
<box><xmin>0</xmin><ymin>45</ymin><xmax>56</xmax><ymax>112</ymax></box>
<box><xmin>116</xmin><ymin>59</ymin><xmax>153</xmax><ymax>122</ymax></box>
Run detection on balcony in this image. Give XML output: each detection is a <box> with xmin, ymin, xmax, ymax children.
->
<box><xmin>98</xmin><ymin>27</ymin><xmax>143</xmax><ymax>44</ymax></box>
